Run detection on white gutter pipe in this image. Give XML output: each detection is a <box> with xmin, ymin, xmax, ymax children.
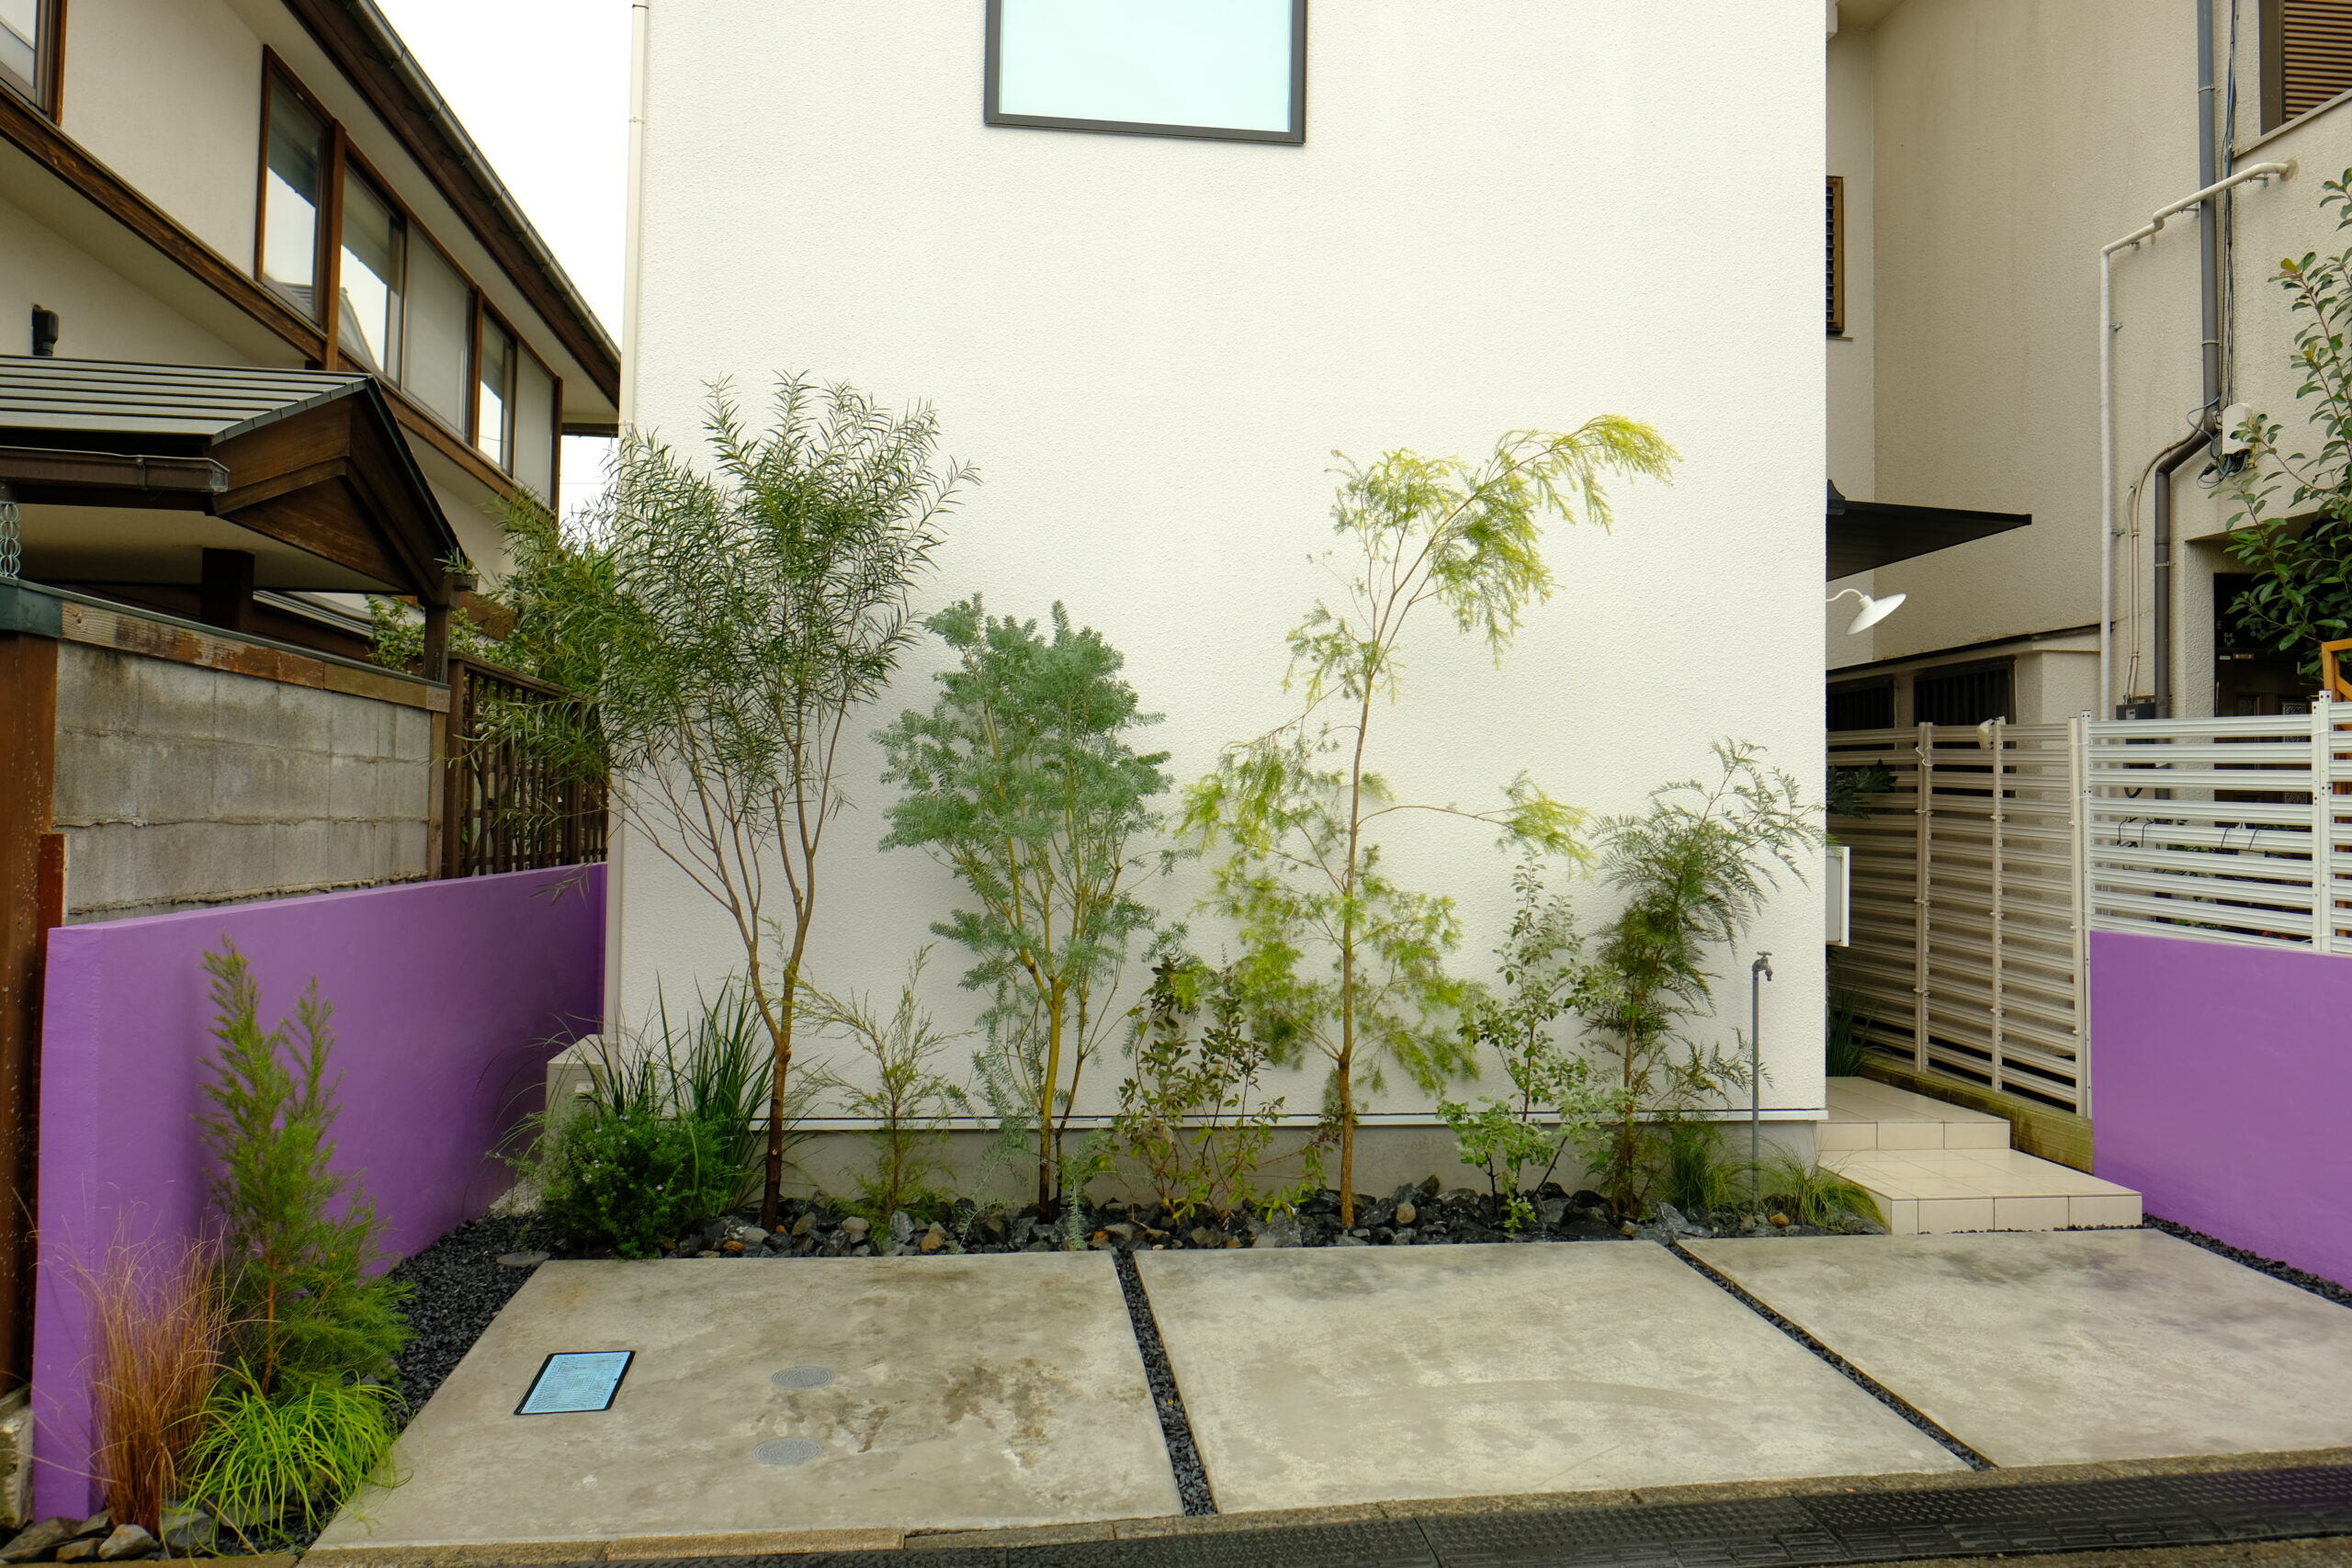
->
<box><xmin>2098</xmin><ymin>160</ymin><xmax>2291</xmax><ymax>716</ymax></box>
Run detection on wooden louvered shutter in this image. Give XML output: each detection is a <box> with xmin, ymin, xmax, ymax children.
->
<box><xmin>2274</xmin><ymin>0</ymin><xmax>2352</xmax><ymax>125</ymax></box>
<box><xmin>1826</xmin><ymin>176</ymin><xmax>1846</xmax><ymax>337</ymax></box>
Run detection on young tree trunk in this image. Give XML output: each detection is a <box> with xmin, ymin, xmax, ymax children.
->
<box><xmin>757</xmin><ymin>923</ymin><xmax>810</xmax><ymax>1230</ymax></box>
<box><xmin>1036</xmin><ymin>984</ymin><xmax>1066</xmax><ymax>1217</ymax></box>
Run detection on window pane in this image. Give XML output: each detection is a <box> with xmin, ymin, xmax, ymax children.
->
<box><xmin>404</xmin><ymin>239</ymin><xmax>472</xmax><ymax>430</ymax></box>
<box><xmin>477</xmin><ymin>319</ymin><xmax>515</xmax><ymax>468</ymax></box>
<box><xmin>263</xmin><ymin>87</ymin><xmax>327</xmax><ymax>313</ymax></box>
<box><xmin>338</xmin><ymin>175</ymin><xmax>404</xmax><ymax>378</ymax></box>
<box><xmin>994</xmin><ymin>0</ymin><xmax>1296</xmax><ymax>135</ymax></box>
<box><xmin>0</xmin><ymin>0</ymin><xmax>38</xmax><ymax>100</ymax></box>
<box><xmin>514</xmin><ymin>351</ymin><xmax>556</xmax><ymax>498</ymax></box>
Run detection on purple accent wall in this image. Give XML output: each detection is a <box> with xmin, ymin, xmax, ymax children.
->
<box><xmin>2091</xmin><ymin>929</ymin><xmax>2352</xmax><ymax>1291</ymax></box>
<box><xmin>31</xmin><ymin>865</ymin><xmax>604</xmax><ymax>1519</ymax></box>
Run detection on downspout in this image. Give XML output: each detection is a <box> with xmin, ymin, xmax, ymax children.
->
<box><xmin>2097</xmin><ymin>153</ymin><xmax>2291</xmax><ymax>715</ymax></box>
<box><xmin>2152</xmin><ymin>425</ymin><xmax>2211</xmax><ymax>717</ymax></box>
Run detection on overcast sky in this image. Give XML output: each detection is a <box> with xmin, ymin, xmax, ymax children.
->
<box><xmin>373</xmin><ymin>0</ymin><xmax>631</xmax><ymax>516</ymax></box>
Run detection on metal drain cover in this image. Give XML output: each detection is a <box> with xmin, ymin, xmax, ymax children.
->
<box><xmin>771</xmin><ymin>1366</ymin><xmax>834</xmax><ymax>1389</ymax></box>
<box><xmin>515</xmin><ymin>1350</ymin><xmax>632</xmax><ymax>1416</ymax></box>
<box><xmin>754</xmin><ymin>1437</ymin><xmax>823</xmax><ymax>1467</ymax></box>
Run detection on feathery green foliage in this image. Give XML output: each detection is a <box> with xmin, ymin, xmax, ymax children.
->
<box><xmin>1439</xmin><ymin>861</ymin><xmax>1609</xmax><ymax>1230</ymax></box>
<box><xmin>803</xmin><ymin>954</ymin><xmax>971</xmax><ymax>1224</ymax></box>
<box><xmin>198</xmin><ymin>943</ymin><xmax>408</xmax><ymax>1397</ymax></box>
<box><xmin>1658</xmin><ymin>1122</ymin><xmax>1743</xmax><ymax>1215</ymax></box>
<box><xmin>2226</xmin><ymin>168</ymin><xmax>2352</xmax><ymax>682</ymax></box>
<box><xmin>185</xmin><ymin>1367</ymin><xmax>400</xmax><ymax>1545</ymax></box>
<box><xmin>1577</xmin><ymin>742</ymin><xmax>1817</xmax><ymax>1215</ymax></box>
<box><xmin>877</xmin><ymin>598</ymin><xmax>1170</xmax><ymax>1213</ymax></box>
<box><xmin>1112</xmin><ymin>946</ymin><xmax>1322</xmax><ymax>1224</ymax></box>
<box><xmin>1182</xmin><ymin>422</ymin><xmax>1677</xmax><ymax>1224</ymax></box>
<box><xmin>486</xmin><ymin>378</ymin><xmax>970</xmax><ymax>1227</ymax></box>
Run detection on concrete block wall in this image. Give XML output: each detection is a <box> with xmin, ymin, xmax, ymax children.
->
<box><xmin>50</xmin><ymin>641</ymin><xmax>435</xmax><ymax>922</ymax></box>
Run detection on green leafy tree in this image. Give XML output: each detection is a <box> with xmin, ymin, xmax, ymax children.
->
<box><xmin>505</xmin><ymin>378</ymin><xmax>971</xmax><ymax>1227</ymax></box>
<box><xmin>877</xmin><ymin>599</ymin><xmax>1170</xmax><ymax>1214</ymax></box>
<box><xmin>1439</xmin><ymin>861</ymin><xmax>1609</xmax><ymax>1230</ymax></box>
<box><xmin>1576</xmin><ymin>741</ymin><xmax>1816</xmax><ymax>1215</ymax></box>
<box><xmin>1182</xmin><ymin>423</ymin><xmax>1677</xmax><ymax>1224</ymax></box>
<box><xmin>197</xmin><ymin>942</ymin><xmax>408</xmax><ymax>1397</ymax></box>
<box><xmin>2226</xmin><ymin>167</ymin><xmax>2352</xmax><ymax>680</ymax></box>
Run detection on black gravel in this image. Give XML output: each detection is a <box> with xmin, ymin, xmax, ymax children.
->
<box><xmin>1665</xmin><ymin>1242</ymin><xmax>1994</xmax><ymax>1471</ymax></box>
<box><xmin>1111</xmin><ymin>1251</ymin><xmax>1216</xmax><ymax>1516</ymax></box>
<box><xmin>2145</xmin><ymin>1215</ymin><xmax>2352</xmax><ymax>1311</ymax></box>
<box><xmin>389</xmin><ymin>1213</ymin><xmax>553</xmax><ymax>1422</ymax></box>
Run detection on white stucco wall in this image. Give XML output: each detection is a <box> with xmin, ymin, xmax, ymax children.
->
<box><xmin>620</xmin><ymin>2</ymin><xmax>1828</xmax><ymax>1130</ymax></box>
<box><xmin>1826</xmin><ymin>17</ymin><xmax>1880</xmax><ymax>672</ymax></box>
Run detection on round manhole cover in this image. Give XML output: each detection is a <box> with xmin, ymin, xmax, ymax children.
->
<box><xmin>754</xmin><ymin>1438</ymin><xmax>823</xmax><ymax>1467</ymax></box>
<box><xmin>770</xmin><ymin>1366</ymin><xmax>834</xmax><ymax>1389</ymax></box>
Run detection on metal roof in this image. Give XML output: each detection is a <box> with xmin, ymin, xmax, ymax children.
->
<box><xmin>0</xmin><ymin>357</ymin><xmax>379</xmax><ymax>443</ymax></box>
<box><xmin>1827</xmin><ymin>480</ymin><xmax>2032</xmax><ymax>580</ymax></box>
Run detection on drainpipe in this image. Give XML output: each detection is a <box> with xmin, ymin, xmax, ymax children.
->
<box><xmin>2151</xmin><ymin>424</ymin><xmax>2211</xmax><ymax>718</ymax></box>
<box><xmin>2098</xmin><ymin>157</ymin><xmax>2290</xmax><ymax>716</ymax></box>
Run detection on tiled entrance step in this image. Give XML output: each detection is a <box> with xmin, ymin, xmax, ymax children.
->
<box><xmin>1821</xmin><ymin>1077</ymin><xmax>2142</xmax><ymax>1235</ymax></box>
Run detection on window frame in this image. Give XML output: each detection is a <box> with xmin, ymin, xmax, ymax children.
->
<box><xmin>2260</xmin><ymin>0</ymin><xmax>2352</xmax><ymax>131</ymax></box>
<box><xmin>0</xmin><ymin>0</ymin><xmax>64</xmax><ymax>118</ymax></box>
<box><xmin>254</xmin><ymin>64</ymin><xmax>334</xmax><ymax>321</ymax></box>
<box><xmin>982</xmin><ymin>0</ymin><xmax>1307</xmax><ymax>146</ymax></box>
<box><xmin>334</xmin><ymin>157</ymin><xmax>409</xmax><ymax>380</ymax></box>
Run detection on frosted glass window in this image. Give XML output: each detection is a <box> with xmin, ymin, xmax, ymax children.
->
<box><xmin>262</xmin><ymin>86</ymin><xmax>328</xmax><ymax>314</ymax></box>
<box><xmin>477</xmin><ymin>318</ymin><xmax>516</xmax><ymax>468</ymax></box>
<box><xmin>404</xmin><ymin>239</ymin><xmax>472</xmax><ymax>431</ymax></box>
<box><xmin>0</xmin><ymin>0</ymin><xmax>39</xmax><ymax>104</ymax></box>
<box><xmin>513</xmin><ymin>352</ymin><xmax>556</xmax><ymax>499</ymax></box>
<box><xmin>338</xmin><ymin>175</ymin><xmax>404</xmax><ymax>378</ymax></box>
<box><xmin>987</xmin><ymin>0</ymin><xmax>1305</xmax><ymax>143</ymax></box>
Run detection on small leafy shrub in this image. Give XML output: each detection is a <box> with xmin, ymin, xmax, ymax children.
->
<box><xmin>1826</xmin><ymin>763</ymin><xmax>1894</xmax><ymax>819</ymax></box>
<box><xmin>805</xmin><ymin>955</ymin><xmax>970</xmax><ymax>1223</ymax></box>
<box><xmin>1111</xmin><ymin>949</ymin><xmax>1320</xmax><ymax>1224</ymax></box>
<box><xmin>1440</xmin><ymin>863</ymin><xmax>1607</xmax><ymax>1230</ymax></box>
<box><xmin>85</xmin><ymin>1236</ymin><xmax>226</xmax><ymax>1536</ymax></box>
<box><xmin>186</xmin><ymin>1369</ymin><xmax>400</xmax><ymax>1544</ymax></box>
<box><xmin>1826</xmin><ymin>989</ymin><xmax>1870</xmax><ymax>1077</ymax></box>
<box><xmin>1758</xmin><ymin>1156</ymin><xmax>1883</xmax><ymax>1228</ymax></box>
<box><xmin>540</xmin><ymin>1110</ymin><xmax>739</xmax><ymax>1258</ymax></box>
<box><xmin>1658</xmin><ymin>1122</ymin><xmax>1743</xmax><ymax>1216</ymax></box>
<box><xmin>199</xmin><ymin>942</ymin><xmax>409</xmax><ymax>1393</ymax></box>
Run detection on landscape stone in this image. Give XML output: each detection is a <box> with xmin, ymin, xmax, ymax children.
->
<box><xmin>1415</xmin><ymin>1175</ymin><xmax>1441</xmax><ymax>1199</ymax></box>
<box><xmin>496</xmin><ymin>1250</ymin><xmax>548</xmax><ymax>1269</ymax></box>
<box><xmin>1334</xmin><ymin>1235</ymin><xmax>1368</xmax><ymax>1247</ymax></box>
<box><xmin>791</xmin><ymin>1214</ymin><xmax>816</xmax><ymax>1237</ymax></box>
<box><xmin>2</xmin><ymin>1520</ymin><xmax>79</xmax><ymax>1562</ymax></box>
<box><xmin>920</xmin><ymin>1224</ymin><xmax>948</xmax><ymax>1253</ymax></box>
<box><xmin>1537</xmin><ymin>1196</ymin><xmax>1568</xmax><ymax>1225</ymax></box>
<box><xmin>55</xmin><ymin>1540</ymin><xmax>95</xmax><ymax>1562</ymax></box>
<box><xmin>841</xmin><ymin>1216</ymin><xmax>870</xmax><ymax>1240</ymax></box>
<box><xmin>730</xmin><ymin>1224</ymin><xmax>768</xmax><ymax>1247</ymax></box>
<box><xmin>888</xmin><ymin>1211</ymin><xmax>915</xmax><ymax>1244</ymax></box>
<box><xmin>1392</xmin><ymin>1201</ymin><xmax>1417</xmax><ymax>1227</ymax></box>
<box><xmin>155</xmin><ymin>1508</ymin><xmax>211</xmax><ymax>1556</ymax></box>
<box><xmin>96</xmin><ymin>1525</ymin><xmax>154</xmax><ymax>1562</ymax></box>
<box><xmin>1391</xmin><ymin>1227</ymin><xmax>1416</xmax><ymax>1245</ymax></box>
<box><xmin>1251</xmin><ymin>1213</ymin><xmax>1301</xmax><ymax>1249</ymax></box>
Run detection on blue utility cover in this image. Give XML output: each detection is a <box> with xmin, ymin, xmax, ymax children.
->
<box><xmin>516</xmin><ymin>1350</ymin><xmax>634</xmax><ymax>1415</ymax></box>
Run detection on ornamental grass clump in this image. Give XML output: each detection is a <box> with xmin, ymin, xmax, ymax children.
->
<box><xmin>83</xmin><ymin>1235</ymin><xmax>227</xmax><ymax>1538</ymax></box>
<box><xmin>191</xmin><ymin>941</ymin><xmax>409</xmax><ymax>1541</ymax></box>
<box><xmin>1183</xmin><ymin>421</ymin><xmax>1677</xmax><ymax>1224</ymax></box>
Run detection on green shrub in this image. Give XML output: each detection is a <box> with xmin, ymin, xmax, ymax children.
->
<box><xmin>1826</xmin><ymin>989</ymin><xmax>1870</xmax><ymax>1077</ymax></box>
<box><xmin>540</xmin><ymin>1103</ymin><xmax>740</xmax><ymax>1259</ymax></box>
<box><xmin>185</xmin><ymin>1368</ymin><xmax>400</xmax><ymax>1545</ymax></box>
<box><xmin>804</xmin><ymin>954</ymin><xmax>970</xmax><ymax>1224</ymax></box>
<box><xmin>198</xmin><ymin>942</ymin><xmax>408</xmax><ymax>1395</ymax></box>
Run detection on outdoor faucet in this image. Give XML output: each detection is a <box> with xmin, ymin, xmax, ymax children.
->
<box><xmin>1749</xmin><ymin>952</ymin><xmax>1773</xmax><ymax>1201</ymax></box>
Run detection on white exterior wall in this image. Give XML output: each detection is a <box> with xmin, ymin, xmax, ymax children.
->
<box><xmin>621</xmin><ymin>3</ymin><xmax>1828</xmax><ymax>1130</ymax></box>
<box><xmin>1826</xmin><ymin>17</ymin><xmax>1880</xmax><ymax>670</ymax></box>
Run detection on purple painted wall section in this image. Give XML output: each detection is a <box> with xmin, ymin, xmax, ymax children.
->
<box><xmin>2092</xmin><ymin>929</ymin><xmax>2352</xmax><ymax>1290</ymax></box>
<box><xmin>31</xmin><ymin>865</ymin><xmax>604</xmax><ymax>1518</ymax></box>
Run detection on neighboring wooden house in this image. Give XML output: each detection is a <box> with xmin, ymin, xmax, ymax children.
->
<box><xmin>0</xmin><ymin>0</ymin><xmax>616</xmax><ymax>1413</ymax></box>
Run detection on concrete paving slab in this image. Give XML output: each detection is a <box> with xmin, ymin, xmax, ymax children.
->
<box><xmin>1134</xmin><ymin>1241</ymin><xmax>1963</xmax><ymax>1512</ymax></box>
<box><xmin>1686</xmin><ymin>1230</ymin><xmax>2352</xmax><ymax>1467</ymax></box>
<box><xmin>312</xmin><ymin>1255</ymin><xmax>1178</xmax><ymax>1551</ymax></box>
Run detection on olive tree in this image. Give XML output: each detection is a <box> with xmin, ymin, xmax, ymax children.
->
<box><xmin>1181</xmin><ymin>422</ymin><xmax>1677</xmax><ymax>1224</ymax></box>
<box><xmin>521</xmin><ymin>378</ymin><xmax>970</xmax><ymax>1226</ymax></box>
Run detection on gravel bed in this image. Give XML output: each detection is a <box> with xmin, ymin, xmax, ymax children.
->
<box><xmin>1111</xmin><ymin>1251</ymin><xmax>1216</xmax><ymax>1515</ymax></box>
<box><xmin>1665</xmin><ymin>1242</ymin><xmax>1994</xmax><ymax>1470</ymax></box>
<box><xmin>2145</xmin><ymin>1216</ymin><xmax>2352</xmax><ymax>1311</ymax></box>
<box><xmin>388</xmin><ymin>1213</ymin><xmax>554</xmax><ymax>1422</ymax></box>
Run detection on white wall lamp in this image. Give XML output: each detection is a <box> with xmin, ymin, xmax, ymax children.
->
<box><xmin>1828</xmin><ymin>587</ymin><xmax>1905</xmax><ymax>635</ymax></box>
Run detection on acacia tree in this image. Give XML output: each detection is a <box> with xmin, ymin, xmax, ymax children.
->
<box><xmin>2226</xmin><ymin>167</ymin><xmax>2352</xmax><ymax>678</ymax></box>
<box><xmin>1181</xmin><ymin>422</ymin><xmax>1677</xmax><ymax>1224</ymax></box>
<box><xmin>877</xmin><ymin>599</ymin><xmax>1170</xmax><ymax>1215</ymax></box>
<box><xmin>523</xmin><ymin>378</ymin><xmax>970</xmax><ymax>1227</ymax></box>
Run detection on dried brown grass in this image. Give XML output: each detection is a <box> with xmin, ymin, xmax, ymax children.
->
<box><xmin>82</xmin><ymin>1235</ymin><xmax>225</xmax><ymax>1536</ymax></box>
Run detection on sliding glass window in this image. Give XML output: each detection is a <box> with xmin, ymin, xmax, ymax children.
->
<box><xmin>985</xmin><ymin>0</ymin><xmax>1306</xmax><ymax>143</ymax></box>
<box><xmin>476</xmin><ymin>317</ymin><xmax>516</xmax><ymax>469</ymax></box>
<box><xmin>0</xmin><ymin>0</ymin><xmax>59</xmax><ymax>114</ymax></box>
<box><xmin>261</xmin><ymin>82</ymin><xmax>329</xmax><ymax>316</ymax></box>
<box><xmin>338</xmin><ymin>173</ymin><xmax>405</xmax><ymax>378</ymax></box>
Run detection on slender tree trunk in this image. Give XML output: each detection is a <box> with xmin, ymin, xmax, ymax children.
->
<box><xmin>1337</xmin><ymin>682</ymin><xmax>1375</xmax><ymax>1227</ymax></box>
<box><xmin>1037</xmin><ymin>985</ymin><xmax>1065</xmax><ymax>1217</ymax></box>
<box><xmin>758</xmin><ymin>919</ymin><xmax>810</xmax><ymax>1229</ymax></box>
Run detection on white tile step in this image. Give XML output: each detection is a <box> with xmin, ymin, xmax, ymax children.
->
<box><xmin>1825</xmin><ymin>1147</ymin><xmax>2143</xmax><ymax>1235</ymax></box>
<box><xmin>1822</xmin><ymin>1076</ymin><xmax>2010</xmax><ymax>1152</ymax></box>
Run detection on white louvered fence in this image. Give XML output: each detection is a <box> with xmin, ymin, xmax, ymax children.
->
<box><xmin>1827</xmin><ymin>694</ymin><xmax>2349</xmax><ymax>1117</ymax></box>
